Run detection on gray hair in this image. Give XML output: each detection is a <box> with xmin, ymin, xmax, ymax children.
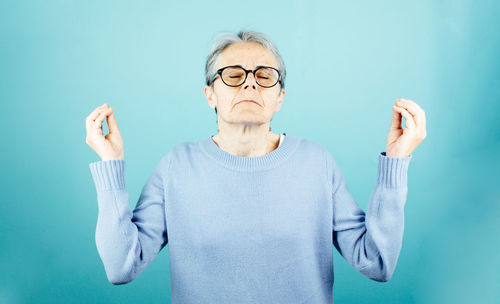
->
<box><xmin>205</xmin><ymin>30</ymin><xmax>286</xmax><ymax>90</ymax></box>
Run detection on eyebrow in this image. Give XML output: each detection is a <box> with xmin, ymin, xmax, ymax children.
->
<box><xmin>223</xmin><ymin>64</ymin><xmax>276</xmax><ymax>70</ymax></box>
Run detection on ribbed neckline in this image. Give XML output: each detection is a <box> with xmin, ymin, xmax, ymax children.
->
<box><xmin>199</xmin><ymin>132</ymin><xmax>300</xmax><ymax>172</ymax></box>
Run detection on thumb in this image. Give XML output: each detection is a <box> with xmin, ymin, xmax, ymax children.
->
<box><xmin>390</xmin><ymin>105</ymin><xmax>402</xmax><ymax>130</ymax></box>
<box><xmin>106</xmin><ymin>108</ymin><xmax>120</xmax><ymax>134</ymax></box>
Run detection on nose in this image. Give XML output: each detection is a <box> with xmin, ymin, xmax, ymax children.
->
<box><xmin>243</xmin><ymin>72</ymin><xmax>257</xmax><ymax>90</ymax></box>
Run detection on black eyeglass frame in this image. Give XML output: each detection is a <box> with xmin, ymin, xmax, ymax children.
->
<box><xmin>208</xmin><ymin>65</ymin><xmax>282</xmax><ymax>88</ymax></box>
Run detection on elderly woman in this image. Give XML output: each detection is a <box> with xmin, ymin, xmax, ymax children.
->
<box><xmin>85</xmin><ymin>31</ymin><xmax>426</xmax><ymax>303</ymax></box>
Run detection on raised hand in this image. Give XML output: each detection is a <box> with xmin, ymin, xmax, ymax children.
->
<box><xmin>386</xmin><ymin>98</ymin><xmax>427</xmax><ymax>157</ymax></box>
<box><xmin>85</xmin><ymin>103</ymin><xmax>124</xmax><ymax>161</ymax></box>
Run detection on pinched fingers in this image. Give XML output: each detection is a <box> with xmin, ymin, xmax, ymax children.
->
<box><xmin>86</xmin><ymin>104</ymin><xmax>105</xmax><ymax>128</ymax></box>
<box><xmin>396</xmin><ymin>99</ymin><xmax>426</xmax><ymax>126</ymax></box>
<box><xmin>86</xmin><ymin>104</ymin><xmax>111</xmax><ymax>130</ymax></box>
<box><xmin>95</xmin><ymin>108</ymin><xmax>113</xmax><ymax>127</ymax></box>
<box><xmin>392</xmin><ymin>105</ymin><xmax>416</xmax><ymax>131</ymax></box>
<box><xmin>395</xmin><ymin>99</ymin><xmax>427</xmax><ymax>138</ymax></box>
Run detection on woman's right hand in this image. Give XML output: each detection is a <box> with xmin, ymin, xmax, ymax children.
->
<box><xmin>86</xmin><ymin>103</ymin><xmax>124</xmax><ymax>161</ymax></box>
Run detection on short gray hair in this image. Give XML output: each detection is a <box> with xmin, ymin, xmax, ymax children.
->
<box><xmin>205</xmin><ymin>30</ymin><xmax>286</xmax><ymax>90</ymax></box>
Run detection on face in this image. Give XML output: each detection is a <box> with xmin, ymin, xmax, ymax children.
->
<box><xmin>204</xmin><ymin>42</ymin><xmax>285</xmax><ymax>127</ymax></box>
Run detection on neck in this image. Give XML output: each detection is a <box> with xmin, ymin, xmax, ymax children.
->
<box><xmin>212</xmin><ymin>124</ymin><xmax>280</xmax><ymax>157</ymax></box>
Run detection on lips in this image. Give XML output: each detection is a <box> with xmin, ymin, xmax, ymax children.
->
<box><xmin>237</xmin><ymin>100</ymin><xmax>260</xmax><ymax>106</ymax></box>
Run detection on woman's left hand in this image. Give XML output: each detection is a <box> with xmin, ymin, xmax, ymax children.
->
<box><xmin>385</xmin><ymin>98</ymin><xmax>427</xmax><ymax>157</ymax></box>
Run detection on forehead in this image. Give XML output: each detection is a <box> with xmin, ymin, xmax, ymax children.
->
<box><xmin>216</xmin><ymin>42</ymin><xmax>278</xmax><ymax>69</ymax></box>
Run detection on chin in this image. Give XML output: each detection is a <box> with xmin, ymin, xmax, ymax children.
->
<box><xmin>232</xmin><ymin>115</ymin><xmax>267</xmax><ymax>124</ymax></box>
<box><xmin>225</xmin><ymin>111</ymin><xmax>270</xmax><ymax>123</ymax></box>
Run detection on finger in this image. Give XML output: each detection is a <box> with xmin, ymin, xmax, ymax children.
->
<box><xmin>106</xmin><ymin>108</ymin><xmax>120</xmax><ymax>134</ymax></box>
<box><xmin>86</xmin><ymin>107</ymin><xmax>109</xmax><ymax>130</ymax></box>
<box><xmin>92</xmin><ymin>108</ymin><xmax>112</xmax><ymax>129</ymax></box>
<box><xmin>92</xmin><ymin>104</ymin><xmax>109</xmax><ymax>116</ymax></box>
<box><xmin>390</xmin><ymin>106</ymin><xmax>402</xmax><ymax>130</ymax></box>
<box><xmin>402</xmin><ymin>98</ymin><xmax>426</xmax><ymax>127</ymax></box>
<box><xmin>396</xmin><ymin>99</ymin><xmax>424</xmax><ymax>128</ymax></box>
<box><xmin>86</xmin><ymin>104</ymin><xmax>109</xmax><ymax>124</ymax></box>
<box><xmin>86</xmin><ymin>109</ymin><xmax>101</xmax><ymax>130</ymax></box>
<box><xmin>87</xmin><ymin>107</ymin><xmax>104</xmax><ymax>123</ymax></box>
<box><xmin>393</xmin><ymin>105</ymin><xmax>416</xmax><ymax>130</ymax></box>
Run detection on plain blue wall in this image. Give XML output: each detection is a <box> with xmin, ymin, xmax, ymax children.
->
<box><xmin>1</xmin><ymin>0</ymin><xmax>499</xmax><ymax>303</ymax></box>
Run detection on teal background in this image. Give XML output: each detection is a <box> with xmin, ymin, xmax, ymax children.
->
<box><xmin>1</xmin><ymin>0</ymin><xmax>499</xmax><ymax>303</ymax></box>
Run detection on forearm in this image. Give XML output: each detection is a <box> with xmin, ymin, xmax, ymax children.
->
<box><xmin>358</xmin><ymin>183</ymin><xmax>407</xmax><ymax>281</ymax></box>
<box><xmin>356</xmin><ymin>152</ymin><xmax>410</xmax><ymax>281</ymax></box>
<box><xmin>90</xmin><ymin>160</ymin><xmax>144</xmax><ymax>285</ymax></box>
<box><xmin>89</xmin><ymin>158</ymin><xmax>169</xmax><ymax>284</ymax></box>
<box><xmin>94</xmin><ymin>188</ymin><xmax>141</xmax><ymax>285</ymax></box>
<box><xmin>331</xmin><ymin>152</ymin><xmax>411</xmax><ymax>282</ymax></box>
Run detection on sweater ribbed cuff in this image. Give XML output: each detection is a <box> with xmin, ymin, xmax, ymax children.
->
<box><xmin>89</xmin><ymin>159</ymin><xmax>126</xmax><ymax>191</ymax></box>
<box><xmin>377</xmin><ymin>152</ymin><xmax>412</xmax><ymax>188</ymax></box>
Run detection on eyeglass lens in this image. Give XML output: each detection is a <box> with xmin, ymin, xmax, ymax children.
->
<box><xmin>221</xmin><ymin>67</ymin><xmax>279</xmax><ymax>87</ymax></box>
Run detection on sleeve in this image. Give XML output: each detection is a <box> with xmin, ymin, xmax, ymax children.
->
<box><xmin>88</xmin><ymin>155</ymin><xmax>170</xmax><ymax>285</ymax></box>
<box><xmin>329</xmin><ymin>151</ymin><xmax>412</xmax><ymax>282</ymax></box>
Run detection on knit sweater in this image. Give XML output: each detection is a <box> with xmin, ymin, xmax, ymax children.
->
<box><xmin>88</xmin><ymin>133</ymin><xmax>412</xmax><ymax>303</ymax></box>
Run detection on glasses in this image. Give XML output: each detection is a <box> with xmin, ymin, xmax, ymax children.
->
<box><xmin>209</xmin><ymin>65</ymin><xmax>281</xmax><ymax>88</ymax></box>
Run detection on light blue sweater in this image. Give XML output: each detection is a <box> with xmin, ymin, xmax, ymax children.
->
<box><xmin>89</xmin><ymin>133</ymin><xmax>412</xmax><ymax>303</ymax></box>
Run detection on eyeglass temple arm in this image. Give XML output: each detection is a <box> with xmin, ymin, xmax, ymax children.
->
<box><xmin>209</xmin><ymin>71</ymin><xmax>219</xmax><ymax>84</ymax></box>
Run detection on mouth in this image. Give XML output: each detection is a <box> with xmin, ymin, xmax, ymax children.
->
<box><xmin>237</xmin><ymin>100</ymin><xmax>260</xmax><ymax>106</ymax></box>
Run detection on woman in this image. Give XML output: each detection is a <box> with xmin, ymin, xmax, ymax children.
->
<box><xmin>85</xmin><ymin>30</ymin><xmax>426</xmax><ymax>303</ymax></box>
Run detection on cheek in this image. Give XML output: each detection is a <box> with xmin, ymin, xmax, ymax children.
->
<box><xmin>218</xmin><ymin>90</ymin><xmax>240</xmax><ymax>108</ymax></box>
<box><xmin>262</xmin><ymin>90</ymin><xmax>280</xmax><ymax>103</ymax></box>
<box><xmin>216</xmin><ymin>88</ymin><xmax>237</xmax><ymax>107</ymax></box>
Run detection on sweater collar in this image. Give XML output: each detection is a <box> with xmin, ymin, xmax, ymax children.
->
<box><xmin>199</xmin><ymin>132</ymin><xmax>300</xmax><ymax>172</ymax></box>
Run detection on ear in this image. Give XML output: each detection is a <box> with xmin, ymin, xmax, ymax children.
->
<box><xmin>205</xmin><ymin>85</ymin><xmax>217</xmax><ymax>110</ymax></box>
<box><xmin>274</xmin><ymin>88</ymin><xmax>285</xmax><ymax>112</ymax></box>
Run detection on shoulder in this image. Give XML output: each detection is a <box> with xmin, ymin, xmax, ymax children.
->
<box><xmin>294</xmin><ymin>135</ymin><xmax>340</xmax><ymax>171</ymax></box>
<box><xmin>290</xmin><ymin>135</ymin><xmax>338</xmax><ymax>169</ymax></box>
<box><xmin>293</xmin><ymin>135</ymin><xmax>331</xmax><ymax>158</ymax></box>
<box><xmin>160</xmin><ymin>137</ymin><xmax>206</xmax><ymax>165</ymax></box>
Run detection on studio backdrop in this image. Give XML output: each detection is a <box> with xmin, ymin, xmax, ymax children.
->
<box><xmin>0</xmin><ymin>0</ymin><xmax>499</xmax><ymax>303</ymax></box>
